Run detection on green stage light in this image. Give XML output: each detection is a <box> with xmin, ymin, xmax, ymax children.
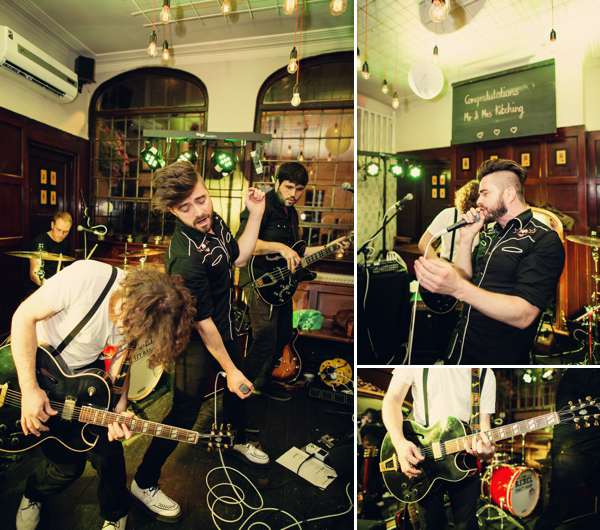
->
<box><xmin>211</xmin><ymin>151</ymin><xmax>236</xmax><ymax>176</ymax></box>
<box><xmin>409</xmin><ymin>165</ymin><xmax>422</xmax><ymax>178</ymax></box>
<box><xmin>141</xmin><ymin>142</ymin><xmax>165</xmax><ymax>170</ymax></box>
<box><xmin>177</xmin><ymin>150</ymin><xmax>197</xmax><ymax>163</ymax></box>
<box><xmin>366</xmin><ymin>161</ymin><xmax>380</xmax><ymax>177</ymax></box>
<box><xmin>389</xmin><ymin>162</ymin><xmax>403</xmax><ymax>177</ymax></box>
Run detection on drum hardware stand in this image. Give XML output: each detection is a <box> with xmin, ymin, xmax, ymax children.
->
<box><xmin>34</xmin><ymin>243</ymin><xmax>46</xmax><ymax>285</ymax></box>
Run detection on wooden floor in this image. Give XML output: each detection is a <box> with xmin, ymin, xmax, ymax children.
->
<box><xmin>0</xmin><ymin>376</ymin><xmax>354</xmax><ymax>530</ymax></box>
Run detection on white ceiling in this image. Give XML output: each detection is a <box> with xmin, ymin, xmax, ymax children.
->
<box><xmin>358</xmin><ymin>0</ymin><xmax>600</xmax><ymax>105</ymax></box>
<box><xmin>0</xmin><ymin>0</ymin><xmax>353</xmax><ymax>59</ymax></box>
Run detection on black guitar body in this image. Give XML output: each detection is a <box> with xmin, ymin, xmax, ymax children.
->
<box><xmin>380</xmin><ymin>416</ymin><xmax>476</xmax><ymax>504</ymax></box>
<box><xmin>0</xmin><ymin>344</ymin><xmax>112</xmax><ymax>453</ymax></box>
<box><xmin>249</xmin><ymin>240</ymin><xmax>316</xmax><ymax>306</ymax></box>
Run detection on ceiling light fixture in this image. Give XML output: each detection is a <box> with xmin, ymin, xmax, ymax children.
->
<box><xmin>392</xmin><ymin>92</ymin><xmax>399</xmax><ymax>109</ymax></box>
<box><xmin>550</xmin><ymin>0</ymin><xmax>557</xmax><ymax>52</ymax></box>
<box><xmin>362</xmin><ymin>0</ymin><xmax>370</xmax><ymax>80</ymax></box>
<box><xmin>429</xmin><ymin>0</ymin><xmax>449</xmax><ymax>23</ymax></box>
<box><xmin>287</xmin><ymin>47</ymin><xmax>298</xmax><ymax>74</ymax></box>
<box><xmin>283</xmin><ymin>0</ymin><xmax>298</xmax><ymax>15</ymax></box>
<box><xmin>160</xmin><ymin>0</ymin><xmax>173</xmax><ymax>24</ymax></box>
<box><xmin>148</xmin><ymin>30</ymin><xmax>158</xmax><ymax>57</ymax></box>
<box><xmin>356</xmin><ymin>48</ymin><xmax>361</xmax><ymax>71</ymax></box>
<box><xmin>162</xmin><ymin>40</ymin><xmax>170</xmax><ymax>60</ymax></box>
<box><xmin>392</xmin><ymin>34</ymin><xmax>399</xmax><ymax>109</ymax></box>
<box><xmin>222</xmin><ymin>0</ymin><xmax>232</xmax><ymax>15</ymax></box>
<box><xmin>290</xmin><ymin>0</ymin><xmax>304</xmax><ymax>107</ymax></box>
<box><xmin>382</xmin><ymin>79</ymin><xmax>389</xmax><ymax>94</ymax></box>
<box><xmin>329</xmin><ymin>0</ymin><xmax>347</xmax><ymax>16</ymax></box>
<box><xmin>291</xmin><ymin>84</ymin><xmax>301</xmax><ymax>106</ymax></box>
<box><xmin>362</xmin><ymin>61</ymin><xmax>370</xmax><ymax>80</ymax></box>
<box><xmin>433</xmin><ymin>44</ymin><xmax>440</xmax><ymax>65</ymax></box>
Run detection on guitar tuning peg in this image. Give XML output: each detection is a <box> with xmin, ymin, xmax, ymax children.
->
<box><xmin>578</xmin><ymin>398</ymin><xmax>583</xmax><ymax>403</ymax></box>
<box><xmin>585</xmin><ymin>422</ymin><xmax>591</xmax><ymax>428</ymax></box>
<box><xmin>586</xmin><ymin>396</ymin><xmax>592</xmax><ymax>401</ymax></box>
<box><xmin>568</xmin><ymin>401</ymin><xmax>574</xmax><ymax>406</ymax></box>
<box><xmin>575</xmin><ymin>424</ymin><xmax>581</xmax><ymax>430</ymax></box>
<box><xmin>212</xmin><ymin>423</ymin><xmax>217</xmax><ymax>431</ymax></box>
<box><xmin>595</xmin><ymin>421</ymin><xmax>599</xmax><ymax>427</ymax></box>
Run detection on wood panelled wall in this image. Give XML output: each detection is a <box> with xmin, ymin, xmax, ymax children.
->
<box><xmin>396</xmin><ymin>125</ymin><xmax>596</xmax><ymax>323</ymax></box>
<box><xmin>0</xmin><ymin>107</ymin><xmax>89</xmax><ymax>336</ymax></box>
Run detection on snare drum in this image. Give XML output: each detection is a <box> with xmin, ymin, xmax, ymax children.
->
<box><xmin>481</xmin><ymin>465</ymin><xmax>540</xmax><ymax>517</ymax></box>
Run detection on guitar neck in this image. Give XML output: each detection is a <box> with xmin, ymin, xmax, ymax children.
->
<box><xmin>79</xmin><ymin>406</ymin><xmax>200</xmax><ymax>444</ymax></box>
<box><xmin>444</xmin><ymin>412</ymin><xmax>560</xmax><ymax>456</ymax></box>
<box><xmin>300</xmin><ymin>236</ymin><xmax>353</xmax><ymax>268</ymax></box>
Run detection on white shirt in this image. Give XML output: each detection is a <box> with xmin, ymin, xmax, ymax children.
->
<box><xmin>426</xmin><ymin>207</ymin><xmax>480</xmax><ymax>263</ymax></box>
<box><xmin>392</xmin><ymin>367</ymin><xmax>496</xmax><ymax>427</ymax></box>
<box><xmin>36</xmin><ymin>260</ymin><xmax>126</xmax><ymax>370</ymax></box>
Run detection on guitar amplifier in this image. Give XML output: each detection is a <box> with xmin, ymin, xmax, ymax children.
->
<box><xmin>358</xmin><ymin>259</ymin><xmax>405</xmax><ymax>274</ymax></box>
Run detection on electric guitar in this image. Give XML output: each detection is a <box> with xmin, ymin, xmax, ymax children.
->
<box><xmin>379</xmin><ymin>398</ymin><xmax>600</xmax><ymax>504</ymax></box>
<box><xmin>249</xmin><ymin>234</ymin><xmax>353</xmax><ymax>306</ymax></box>
<box><xmin>0</xmin><ymin>344</ymin><xmax>235</xmax><ymax>453</ymax></box>
<box><xmin>271</xmin><ymin>328</ymin><xmax>301</xmax><ymax>383</ymax></box>
<box><xmin>418</xmin><ymin>287</ymin><xmax>460</xmax><ymax>314</ymax></box>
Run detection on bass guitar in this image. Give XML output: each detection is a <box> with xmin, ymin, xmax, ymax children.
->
<box><xmin>271</xmin><ymin>328</ymin><xmax>301</xmax><ymax>383</ymax></box>
<box><xmin>249</xmin><ymin>234</ymin><xmax>353</xmax><ymax>306</ymax></box>
<box><xmin>0</xmin><ymin>344</ymin><xmax>235</xmax><ymax>453</ymax></box>
<box><xmin>379</xmin><ymin>397</ymin><xmax>600</xmax><ymax>504</ymax></box>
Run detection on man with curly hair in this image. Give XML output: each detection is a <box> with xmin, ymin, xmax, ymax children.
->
<box><xmin>131</xmin><ymin>161</ymin><xmax>269</xmax><ymax>523</ymax></box>
<box><xmin>11</xmin><ymin>261</ymin><xmax>196</xmax><ymax>530</ymax></box>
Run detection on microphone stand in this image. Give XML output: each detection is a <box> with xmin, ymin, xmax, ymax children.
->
<box><xmin>358</xmin><ymin>203</ymin><xmax>408</xmax><ymax>261</ymax></box>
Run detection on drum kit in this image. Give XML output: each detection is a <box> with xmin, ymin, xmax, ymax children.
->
<box><xmin>566</xmin><ymin>232</ymin><xmax>600</xmax><ymax>364</ymax></box>
<box><xmin>6</xmin><ymin>244</ymin><xmax>76</xmax><ymax>284</ymax></box>
<box><xmin>477</xmin><ymin>437</ymin><xmax>541</xmax><ymax>529</ymax></box>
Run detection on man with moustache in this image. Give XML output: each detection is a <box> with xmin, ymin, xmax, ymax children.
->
<box><xmin>131</xmin><ymin>161</ymin><xmax>269</xmax><ymax>523</ymax></box>
<box><xmin>414</xmin><ymin>158</ymin><xmax>565</xmax><ymax>365</ymax></box>
<box><xmin>29</xmin><ymin>212</ymin><xmax>73</xmax><ymax>286</ymax></box>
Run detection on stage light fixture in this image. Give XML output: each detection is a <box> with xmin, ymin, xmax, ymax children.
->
<box><xmin>409</xmin><ymin>165</ymin><xmax>422</xmax><ymax>178</ymax></box>
<box><xmin>141</xmin><ymin>142</ymin><xmax>165</xmax><ymax>170</ymax></box>
<box><xmin>366</xmin><ymin>161</ymin><xmax>380</xmax><ymax>177</ymax></box>
<box><xmin>389</xmin><ymin>162</ymin><xmax>403</xmax><ymax>177</ymax></box>
<box><xmin>178</xmin><ymin>142</ymin><xmax>198</xmax><ymax>163</ymax></box>
<box><xmin>522</xmin><ymin>369</ymin><xmax>536</xmax><ymax>384</ymax></box>
<box><xmin>211</xmin><ymin>151</ymin><xmax>236</xmax><ymax>176</ymax></box>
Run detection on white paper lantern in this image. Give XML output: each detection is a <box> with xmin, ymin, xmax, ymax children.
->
<box><xmin>408</xmin><ymin>60</ymin><xmax>445</xmax><ymax>100</ymax></box>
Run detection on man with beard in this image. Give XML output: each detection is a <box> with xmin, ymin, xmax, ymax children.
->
<box><xmin>236</xmin><ymin>162</ymin><xmax>350</xmax><ymax>401</ymax></box>
<box><xmin>414</xmin><ymin>158</ymin><xmax>565</xmax><ymax>364</ymax></box>
<box><xmin>131</xmin><ymin>161</ymin><xmax>269</xmax><ymax>523</ymax></box>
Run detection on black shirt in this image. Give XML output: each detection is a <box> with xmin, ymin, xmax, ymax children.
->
<box><xmin>30</xmin><ymin>232</ymin><xmax>70</xmax><ymax>281</ymax></box>
<box><xmin>165</xmin><ymin>215</ymin><xmax>240</xmax><ymax>341</ymax></box>
<box><xmin>451</xmin><ymin>209</ymin><xmax>565</xmax><ymax>365</ymax></box>
<box><xmin>553</xmin><ymin>369</ymin><xmax>600</xmax><ymax>458</ymax></box>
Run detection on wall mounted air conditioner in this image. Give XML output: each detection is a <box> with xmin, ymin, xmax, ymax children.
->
<box><xmin>0</xmin><ymin>26</ymin><xmax>78</xmax><ymax>104</ymax></box>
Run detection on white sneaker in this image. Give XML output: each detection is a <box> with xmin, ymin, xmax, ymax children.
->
<box><xmin>130</xmin><ymin>479</ymin><xmax>181</xmax><ymax>523</ymax></box>
<box><xmin>231</xmin><ymin>442</ymin><xmax>270</xmax><ymax>467</ymax></box>
<box><xmin>15</xmin><ymin>496</ymin><xmax>41</xmax><ymax>530</ymax></box>
<box><xmin>102</xmin><ymin>515</ymin><xmax>127</xmax><ymax>529</ymax></box>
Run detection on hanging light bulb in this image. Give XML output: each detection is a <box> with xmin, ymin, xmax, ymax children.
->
<box><xmin>148</xmin><ymin>30</ymin><xmax>158</xmax><ymax>57</ymax></box>
<box><xmin>549</xmin><ymin>0</ymin><xmax>557</xmax><ymax>52</ymax></box>
<box><xmin>329</xmin><ymin>0</ymin><xmax>347</xmax><ymax>16</ymax></box>
<box><xmin>162</xmin><ymin>40</ymin><xmax>170</xmax><ymax>60</ymax></box>
<box><xmin>298</xmin><ymin>151</ymin><xmax>304</xmax><ymax>161</ymax></box>
<box><xmin>327</xmin><ymin>153</ymin><xmax>332</xmax><ymax>162</ymax></box>
<box><xmin>382</xmin><ymin>79</ymin><xmax>389</xmax><ymax>94</ymax></box>
<box><xmin>287</xmin><ymin>47</ymin><xmax>298</xmax><ymax>74</ymax></box>
<box><xmin>283</xmin><ymin>0</ymin><xmax>298</xmax><ymax>15</ymax></box>
<box><xmin>432</xmin><ymin>45</ymin><xmax>440</xmax><ymax>65</ymax></box>
<box><xmin>291</xmin><ymin>84</ymin><xmax>301</xmax><ymax>106</ymax></box>
<box><xmin>429</xmin><ymin>0</ymin><xmax>449</xmax><ymax>23</ymax></box>
<box><xmin>160</xmin><ymin>0</ymin><xmax>172</xmax><ymax>23</ymax></box>
<box><xmin>392</xmin><ymin>92</ymin><xmax>399</xmax><ymax>109</ymax></box>
<box><xmin>287</xmin><ymin>145</ymin><xmax>292</xmax><ymax>156</ymax></box>
<box><xmin>362</xmin><ymin>61</ymin><xmax>370</xmax><ymax>80</ymax></box>
<box><xmin>356</xmin><ymin>48</ymin><xmax>361</xmax><ymax>71</ymax></box>
<box><xmin>222</xmin><ymin>0</ymin><xmax>232</xmax><ymax>15</ymax></box>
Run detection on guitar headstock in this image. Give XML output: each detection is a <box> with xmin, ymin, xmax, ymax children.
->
<box><xmin>203</xmin><ymin>423</ymin><xmax>236</xmax><ymax>449</ymax></box>
<box><xmin>559</xmin><ymin>396</ymin><xmax>600</xmax><ymax>429</ymax></box>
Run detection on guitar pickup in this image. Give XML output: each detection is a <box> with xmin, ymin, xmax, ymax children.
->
<box><xmin>253</xmin><ymin>273</ymin><xmax>278</xmax><ymax>288</ymax></box>
<box><xmin>61</xmin><ymin>397</ymin><xmax>76</xmax><ymax>421</ymax></box>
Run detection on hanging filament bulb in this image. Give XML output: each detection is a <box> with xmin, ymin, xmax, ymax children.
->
<box><xmin>287</xmin><ymin>145</ymin><xmax>292</xmax><ymax>156</ymax></box>
<box><xmin>432</xmin><ymin>45</ymin><xmax>440</xmax><ymax>65</ymax></box>
<box><xmin>160</xmin><ymin>1</ymin><xmax>172</xmax><ymax>23</ymax></box>
<box><xmin>429</xmin><ymin>0</ymin><xmax>449</xmax><ymax>23</ymax></box>
<box><xmin>356</xmin><ymin>48</ymin><xmax>361</xmax><ymax>71</ymax></box>
<box><xmin>362</xmin><ymin>61</ymin><xmax>370</xmax><ymax>80</ymax></box>
<box><xmin>329</xmin><ymin>0</ymin><xmax>347</xmax><ymax>16</ymax></box>
<box><xmin>222</xmin><ymin>0</ymin><xmax>232</xmax><ymax>15</ymax></box>
<box><xmin>392</xmin><ymin>92</ymin><xmax>399</xmax><ymax>109</ymax></box>
<box><xmin>327</xmin><ymin>153</ymin><xmax>332</xmax><ymax>162</ymax></box>
<box><xmin>382</xmin><ymin>79</ymin><xmax>389</xmax><ymax>94</ymax></box>
<box><xmin>287</xmin><ymin>47</ymin><xmax>298</xmax><ymax>74</ymax></box>
<box><xmin>549</xmin><ymin>29</ymin><xmax>557</xmax><ymax>52</ymax></box>
<box><xmin>148</xmin><ymin>30</ymin><xmax>158</xmax><ymax>57</ymax></box>
<box><xmin>298</xmin><ymin>151</ymin><xmax>304</xmax><ymax>161</ymax></box>
<box><xmin>283</xmin><ymin>0</ymin><xmax>298</xmax><ymax>15</ymax></box>
<box><xmin>162</xmin><ymin>40</ymin><xmax>170</xmax><ymax>60</ymax></box>
<box><xmin>291</xmin><ymin>84</ymin><xmax>301</xmax><ymax>106</ymax></box>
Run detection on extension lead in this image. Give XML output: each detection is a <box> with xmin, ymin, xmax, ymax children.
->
<box><xmin>206</xmin><ymin>374</ymin><xmax>353</xmax><ymax>528</ymax></box>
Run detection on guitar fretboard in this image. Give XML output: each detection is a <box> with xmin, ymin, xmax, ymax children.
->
<box><xmin>300</xmin><ymin>235</ymin><xmax>354</xmax><ymax>269</ymax></box>
<box><xmin>444</xmin><ymin>412</ymin><xmax>559</xmax><ymax>455</ymax></box>
<box><xmin>79</xmin><ymin>407</ymin><xmax>200</xmax><ymax>444</ymax></box>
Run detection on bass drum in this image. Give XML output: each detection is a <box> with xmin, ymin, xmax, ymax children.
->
<box><xmin>481</xmin><ymin>465</ymin><xmax>540</xmax><ymax>517</ymax></box>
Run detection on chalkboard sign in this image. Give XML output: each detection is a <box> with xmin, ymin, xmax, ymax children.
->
<box><xmin>452</xmin><ymin>59</ymin><xmax>556</xmax><ymax>145</ymax></box>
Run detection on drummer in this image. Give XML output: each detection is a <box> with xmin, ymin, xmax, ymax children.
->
<box><xmin>30</xmin><ymin>212</ymin><xmax>72</xmax><ymax>286</ymax></box>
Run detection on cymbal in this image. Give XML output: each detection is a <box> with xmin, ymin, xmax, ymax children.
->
<box><xmin>566</xmin><ymin>235</ymin><xmax>600</xmax><ymax>247</ymax></box>
<box><xmin>118</xmin><ymin>249</ymin><xmax>166</xmax><ymax>258</ymax></box>
<box><xmin>6</xmin><ymin>250</ymin><xmax>75</xmax><ymax>261</ymax></box>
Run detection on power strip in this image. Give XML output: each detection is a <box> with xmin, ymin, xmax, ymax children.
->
<box><xmin>308</xmin><ymin>386</ymin><xmax>353</xmax><ymax>406</ymax></box>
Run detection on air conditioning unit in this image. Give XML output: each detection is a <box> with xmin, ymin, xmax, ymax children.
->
<box><xmin>0</xmin><ymin>26</ymin><xmax>78</xmax><ymax>104</ymax></box>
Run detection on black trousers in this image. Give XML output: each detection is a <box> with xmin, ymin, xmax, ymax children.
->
<box><xmin>418</xmin><ymin>473</ymin><xmax>479</xmax><ymax>530</ymax></box>
<box><xmin>244</xmin><ymin>289</ymin><xmax>293</xmax><ymax>386</ymax></box>
<box><xmin>24</xmin><ymin>433</ymin><xmax>129</xmax><ymax>521</ymax></box>
<box><xmin>533</xmin><ymin>451</ymin><xmax>600</xmax><ymax>530</ymax></box>
<box><xmin>134</xmin><ymin>334</ymin><xmax>246</xmax><ymax>489</ymax></box>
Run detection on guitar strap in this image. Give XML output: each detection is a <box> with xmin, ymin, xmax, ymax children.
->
<box><xmin>449</xmin><ymin>208</ymin><xmax>458</xmax><ymax>262</ymax></box>
<box><xmin>470</xmin><ymin>368</ymin><xmax>487</xmax><ymax>433</ymax></box>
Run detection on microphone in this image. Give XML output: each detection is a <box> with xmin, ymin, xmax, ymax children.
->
<box><xmin>437</xmin><ymin>212</ymin><xmax>481</xmax><ymax>235</ymax></box>
<box><xmin>341</xmin><ymin>182</ymin><xmax>354</xmax><ymax>193</ymax></box>
<box><xmin>77</xmin><ymin>225</ymin><xmax>104</xmax><ymax>236</ymax></box>
<box><xmin>394</xmin><ymin>193</ymin><xmax>413</xmax><ymax>209</ymax></box>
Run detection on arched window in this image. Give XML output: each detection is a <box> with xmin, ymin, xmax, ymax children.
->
<box><xmin>255</xmin><ymin>52</ymin><xmax>353</xmax><ymax>246</ymax></box>
<box><xmin>89</xmin><ymin>68</ymin><xmax>208</xmax><ymax>239</ymax></box>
